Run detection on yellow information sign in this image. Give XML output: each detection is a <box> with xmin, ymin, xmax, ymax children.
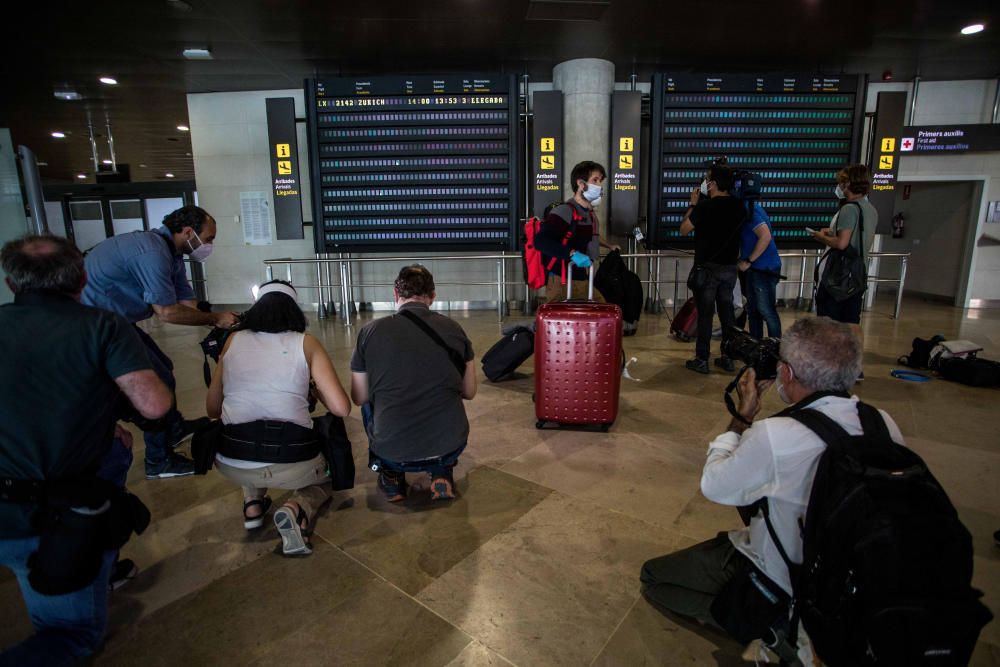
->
<box><xmin>540</xmin><ymin>137</ymin><xmax>555</xmax><ymax>152</ymax></box>
<box><xmin>880</xmin><ymin>138</ymin><xmax>895</xmax><ymax>153</ymax></box>
<box><xmin>618</xmin><ymin>155</ymin><xmax>633</xmax><ymax>170</ymax></box>
<box><xmin>540</xmin><ymin>155</ymin><xmax>555</xmax><ymax>170</ymax></box>
<box><xmin>619</xmin><ymin>137</ymin><xmax>634</xmax><ymax>153</ymax></box>
<box><xmin>276</xmin><ymin>143</ymin><xmax>291</xmax><ymax>158</ymax></box>
<box><xmin>879</xmin><ymin>155</ymin><xmax>894</xmax><ymax>170</ymax></box>
<box><xmin>277</xmin><ymin>160</ymin><xmax>293</xmax><ymax>175</ymax></box>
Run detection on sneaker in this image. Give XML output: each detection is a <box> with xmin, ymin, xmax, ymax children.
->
<box><xmin>170</xmin><ymin>417</ymin><xmax>213</xmax><ymax>449</ymax></box>
<box><xmin>714</xmin><ymin>356</ymin><xmax>735</xmax><ymax>372</ymax></box>
<box><xmin>145</xmin><ymin>454</ymin><xmax>196</xmax><ymax>479</ymax></box>
<box><xmin>685</xmin><ymin>358</ymin><xmax>710</xmax><ymax>375</ymax></box>
<box><xmin>109</xmin><ymin>558</ymin><xmax>138</xmax><ymax>591</ymax></box>
<box><xmin>430</xmin><ymin>471</ymin><xmax>456</xmax><ymax>501</ymax></box>
<box><xmin>273</xmin><ymin>506</ymin><xmax>312</xmax><ymax>557</ymax></box>
<box><xmin>377</xmin><ymin>471</ymin><xmax>407</xmax><ymax>502</ymax></box>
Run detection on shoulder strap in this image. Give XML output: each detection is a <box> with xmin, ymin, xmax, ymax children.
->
<box><xmin>396</xmin><ymin>309</ymin><xmax>466</xmax><ymax>377</ymax></box>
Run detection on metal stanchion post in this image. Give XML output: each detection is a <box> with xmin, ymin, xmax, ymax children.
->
<box><xmin>895</xmin><ymin>256</ymin><xmax>908</xmax><ymax>320</ymax></box>
<box><xmin>496</xmin><ymin>259</ymin><xmax>504</xmax><ymax>321</ymax></box>
<box><xmin>324</xmin><ymin>253</ymin><xmax>336</xmax><ymax>316</ymax></box>
<box><xmin>338</xmin><ymin>254</ymin><xmax>352</xmax><ymax>326</ymax></box>
<box><xmin>673</xmin><ymin>259</ymin><xmax>679</xmax><ymax>316</ymax></box>
<box><xmin>500</xmin><ymin>252</ymin><xmax>509</xmax><ymax>317</ymax></box>
<box><xmin>652</xmin><ymin>254</ymin><xmax>663</xmax><ymax>314</ymax></box>
<box><xmin>797</xmin><ymin>255</ymin><xmax>807</xmax><ymax>309</ymax></box>
<box><xmin>285</xmin><ymin>263</ymin><xmax>293</xmax><ymax>284</ymax></box>
<box><xmin>266</xmin><ymin>265</ymin><xmax>273</xmax><ymax>282</ymax></box>
<box><xmin>315</xmin><ymin>253</ymin><xmax>327</xmax><ymax>319</ymax></box>
<box><xmin>644</xmin><ymin>251</ymin><xmax>656</xmax><ymax>313</ymax></box>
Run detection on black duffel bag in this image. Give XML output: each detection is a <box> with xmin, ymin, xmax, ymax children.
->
<box><xmin>482</xmin><ymin>325</ymin><xmax>534</xmax><ymax>382</ymax></box>
<box><xmin>938</xmin><ymin>356</ymin><xmax>1000</xmax><ymax>387</ymax></box>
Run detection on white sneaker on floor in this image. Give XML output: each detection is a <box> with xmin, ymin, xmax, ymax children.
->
<box><xmin>273</xmin><ymin>507</ymin><xmax>312</xmax><ymax>557</ymax></box>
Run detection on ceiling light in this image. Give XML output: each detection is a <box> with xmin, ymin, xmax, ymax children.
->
<box><xmin>165</xmin><ymin>173</ymin><xmax>175</xmax><ymax>178</ymax></box>
<box><xmin>54</xmin><ymin>90</ymin><xmax>82</xmax><ymax>101</ymax></box>
<box><xmin>177</xmin><ymin>124</ymin><xmax>190</xmax><ymax>131</ymax></box>
<box><xmin>102</xmin><ymin>159</ymin><xmax>113</xmax><ymax>165</ymax></box>
<box><xmin>961</xmin><ymin>23</ymin><xmax>985</xmax><ymax>35</ymax></box>
<box><xmin>51</xmin><ymin>131</ymin><xmax>66</xmax><ymax>138</ymax></box>
<box><xmin>139</xmin><ymin>163</ymin><xmax>147</xmax><ymax>168</ymax></box>
<box><xmin>99</xmin><ymin>76</ymin><xmax>118</xmax><ymax>85</ymax></box>
<box><xmin>37</xmin><ymin>162</ymin><xmax>48</xmax><ymax>167</ymax></box>
<box><xmin>76</xmin><ymin>173</ymin><xmax>86</xmax><ymax>179</ymax></box>
<box><xmin>182</xmin><ymin>48</ymin><xmax>213</xmax><ymax>60</ymax></box>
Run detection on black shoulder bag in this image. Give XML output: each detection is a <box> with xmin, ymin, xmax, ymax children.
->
<box><xmin>818</xmin><ymin>202</ymin><xmax>867</xmax><ymax>302</ymax></box>
<box><xmin>396</xmin><ymin>309</ymin><xmax>467</xmax><ymax>377</ymax></box>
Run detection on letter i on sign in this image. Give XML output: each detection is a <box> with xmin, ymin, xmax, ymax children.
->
<box><xmin>276</xmin><ymin>143</ymin><xmax>291</xmax><ymax>158</ymax></box>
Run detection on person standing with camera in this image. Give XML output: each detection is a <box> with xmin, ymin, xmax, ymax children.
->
<box><xmin>811</xmin><ymin>164</ymin><xmax>877</xmax><ymax>380</ymax></box>
<box><xmin>82</xmin><ymin>206</ymin><xmax>239</xmax><ymax>479</ymax></box>
<box><xmin>0</xmin><ymin>235</ymin><xmax>171</xmax><ymax>665</ymax></box>
<box><xmin>679</xmin><ymin>163</ymin><xmax>745</xmax><ymax>374</ymax></box>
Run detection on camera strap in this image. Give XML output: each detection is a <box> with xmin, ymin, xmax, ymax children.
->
<box><xmin>723</xmin><ymin>366</ymin><xmax>754</xmax><ymax>426</ymax></box>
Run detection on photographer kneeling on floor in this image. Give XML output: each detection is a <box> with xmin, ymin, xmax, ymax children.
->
<box><xmin>640</xmin><ymin>317</ymin><xmax>905</xmax><ymax>664</ymax></box>
<box><xmin>0</xmin><ymin>235</ymin><xmax>171</xmax><ymax>666</ymax></box>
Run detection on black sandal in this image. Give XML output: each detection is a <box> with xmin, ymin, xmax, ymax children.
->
<box><xmin>243</xmin><ymin>496</ymin><xmax>272</xmax><ymax>530</ymax></box>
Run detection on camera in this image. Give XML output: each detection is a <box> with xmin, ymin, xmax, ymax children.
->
<box><xmin>720</xmin><ymin>327</ymin><xmax>781</xmax><ymax>380</ymax></box>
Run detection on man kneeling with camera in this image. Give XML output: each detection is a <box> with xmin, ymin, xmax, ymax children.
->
<box><xmin>640</xmin><ymin>317</ymin><xmax>905</xmax><ymax>664</ymax></box>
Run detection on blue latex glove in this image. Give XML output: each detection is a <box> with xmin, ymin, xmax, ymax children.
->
<box><xmin>569</xmin><ymin>252</ymin><xmax>592</xmax><ymax>268</ymax></box>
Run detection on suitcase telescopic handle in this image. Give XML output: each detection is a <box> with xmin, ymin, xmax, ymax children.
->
<box><xmin>566</xmin><ymin>262</ymin><xmax>595</xmax><ymax>301</ymax></box>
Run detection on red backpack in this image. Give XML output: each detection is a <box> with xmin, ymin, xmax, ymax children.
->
<box><xmin>523</xmin><ymin>204</ymin><xmax>588</xmax><ymax>289</ymax></box>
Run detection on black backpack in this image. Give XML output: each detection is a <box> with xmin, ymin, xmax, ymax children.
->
<box><xmin>898</xmin><ymin>335</ymin><xmax>946</xmax><ymax>369</ymax></box>
<box><xmin>594</xmin><ymin>249</ymin><xmax>643</xmax><ymax>325</ymax></box>
<box><xmin>937</xmin><ymin>356</ymin><xmax>1000</xmax><ymax>387</ymax></box>
<box><xmin>765</xmin><ymin>401</ymin><xmax>992</xmax><ymax>666</ymax></box>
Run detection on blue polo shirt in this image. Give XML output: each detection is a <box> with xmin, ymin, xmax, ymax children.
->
<box><xmin>739</xmin><ymin>204</ymin><xmax>782</xmax><ymax>272</ymax></box>
<box><xmin>81</xmin><ymin>226</ymin><xmax>195</xmax><ymax>323</ymax></box>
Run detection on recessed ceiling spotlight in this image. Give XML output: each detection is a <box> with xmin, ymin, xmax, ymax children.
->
<box><xmin>54</xmin><ymin>90</ymin><xmax>82</xmax><ymax>101</ymax></box>
<box><xmin>99</xmin><ymin>76</ymin><xmax>118</xmax><ymax>85</ymax></box>
<box><xmin>961</xmin><ymin>23</ymin><xmax>985</xmax><ymax>35</ymax></box>
<box><xmin>37</xmin><ymin>162</ymin><xmax>48</xmax><ymax>167</ymax></box>
<box><xmin>77</xmin><ymin>173</ymin><xmax>87</xmax><ymax>179</ymax></box>
<box><xmin>102</xmin><ymin>159</ymin><xmax>113</xmax><ymax>165</ymax></box>
<box><xmin>182</xmin><ymin>48</ymin><xmax>213</xmax><ymax>60</ymax></box>
<box><xmin>165</xmin><ymin>173</ymin><xmax>175</xmax><ymax>178</ymax></box>
<box><xmin>139</xmin><ymin>163</ymin><xmax>147</xmax><ymax>168</ymax></box>
<box><xmin>51</xmin><ymin>131</ymin><xmax>66</xmax><ymax>138</ymax></box>
<box><xmin>177</xmin><ymin>124</ymin><xmax>190</xmax><ymax>131</ymax></box>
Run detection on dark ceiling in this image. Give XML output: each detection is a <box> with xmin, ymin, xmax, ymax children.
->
<box><xmin>2</xmin><ymin>0</ymin><xmax>997</xmax><ymax>184</ymax></box>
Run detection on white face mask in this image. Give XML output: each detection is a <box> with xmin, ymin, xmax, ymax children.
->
<box><xmin>582</xmin><ymin>182</ymin><xmax>603</xmax><ymax>204</ymax></box>
<box><xmin>835</xmin><ymin>184</ymin><xmax>845</xmax><ymax>200</ymax></box>
<box><xmin>700</xmin><ymin>180</ymin><xmax>710</xmax><ymax>196</ymax></box>
<box><xmin>187</xmin><ymin>231</ymin><xmax>214</xmax><ymax>263</ymax></box>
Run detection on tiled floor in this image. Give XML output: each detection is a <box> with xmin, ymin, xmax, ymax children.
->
<box><xmin>2</xmin><ymin>295</ymin><xmax>999</xmax><ymax>666</ymax></box>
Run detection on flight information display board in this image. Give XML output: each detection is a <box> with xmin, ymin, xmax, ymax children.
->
<box><xmin>305</xmin><ymin>75</ymin><xmax>520</xmax><ymax>252</ymax></box>
<box><xmin>648</xmin><ymin>73</ymin><xmax>865</xmax><ymax>249</ymax></box>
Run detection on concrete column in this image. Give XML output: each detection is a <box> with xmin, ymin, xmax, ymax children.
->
<box><xmin>552</xmin><ymin>58</ymin><xmax>615</xmax><ymax>237</ymax></box>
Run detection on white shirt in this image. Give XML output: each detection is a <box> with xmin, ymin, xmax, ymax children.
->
<box><xmin>700</xmin><ymin>395</ymin><xmax>905</xmax><ymax>594</ymax></box>
<box><xmin>217</xmin><ymin>330</ymin><xmax>312</xmax><ymax>469</ymax></box>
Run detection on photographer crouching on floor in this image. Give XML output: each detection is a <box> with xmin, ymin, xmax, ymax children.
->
<box><xmin>640</xmin><ymin>317</ymin><xmax>906</xmax><ymax>664</ymax></box>
<box><xmin>0</xmin><ymin>235</ymin><xmax>171</xmax><ymax>666</ymax></box>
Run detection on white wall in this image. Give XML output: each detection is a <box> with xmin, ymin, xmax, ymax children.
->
<box><xmin>864</xmin><ymin>78</ymin><xmax>1000</xmax><ymax>307</ymax></box>
<box><xmin>187</xmin><ymin>90</ymin><xmax>315</xmax><ymax>306</ymax></box>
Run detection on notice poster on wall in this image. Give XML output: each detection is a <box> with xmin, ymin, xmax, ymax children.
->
<box><xmin>240</xmin><ymin>191</ymin><xmax>273</xmax><ymax>245</ymax></box>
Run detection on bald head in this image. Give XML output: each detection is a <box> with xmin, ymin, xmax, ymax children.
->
<box><xmin>1</xmin><ymin>234</ymin><xmax>86</xmax><ymax>295</ymax></box>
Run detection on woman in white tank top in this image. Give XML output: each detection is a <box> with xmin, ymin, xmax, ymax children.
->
<box><xmin>206</xmin><ymin>281</ymin><xmax>350</xmax><ymax>556</ymax></box>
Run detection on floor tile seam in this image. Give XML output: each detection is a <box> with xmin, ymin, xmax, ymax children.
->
<box><xmin>310</xmin><ymin>529</ymin><xmax>504</xmax><ymax>657</ymax></box>
<box><xmin>587</xmin><ymin>593</ymin><xmax>641</xmax><ymax>667</ymax></box>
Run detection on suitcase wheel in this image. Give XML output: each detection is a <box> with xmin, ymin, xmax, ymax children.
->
<box><xmin>600</xmin><ymin>423</ymin><xmax>611</xmax><ymax>433</ymax></box>
<box><xmin>535</xmin><ymin>420</ymin><xmax>546</xmax><ymax>430</ymax></box>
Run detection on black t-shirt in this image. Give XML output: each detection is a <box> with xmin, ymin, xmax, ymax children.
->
<box><xmin>350</xmin><ymin>302</ymin><xmax>474</xmax><ymax>462</ymax></box>
<box><xmin>689</xmin><ymin>196</ymin><xmax>746</xmax><ymax>265</ymax></box>
<box><xmin>0</xmin><ymin>291</ymin><xmax>151</xmax><ymax>537</ymax></box>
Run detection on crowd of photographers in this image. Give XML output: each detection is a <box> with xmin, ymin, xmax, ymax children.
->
<box><xmin>0</xmin><ymin>158</ymin><xmax>991</xmax><ymax>666</ymax></box>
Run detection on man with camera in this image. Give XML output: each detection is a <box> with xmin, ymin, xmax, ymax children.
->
<box><xmin>0</xmin><ymin>235</ymin><xmax>171</xmax><ymax>665</ymax></box>
<box><xmin>82</xmin><ymin>205</ymin><xmax>239</xmax><ymax>479</ymax></box>
<box><xmin>640</xmin><ymin>317</ymin><xmax>905</xmax><ymax>663</ymax></box>
<box><xmin>679</xmin><ymin>162</ymin><xmax>745</xmax><ymax>374</ymax></box>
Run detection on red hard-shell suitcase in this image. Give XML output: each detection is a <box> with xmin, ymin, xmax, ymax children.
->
<box><xmin>671</xmin><ymin>297</ymin><xmax>698</xmax><ymax>342</ymax></box>
<box><xmin>534</xmin><ymin>266</ymin><xmax>622</xmax><ymax>431</ymax></box>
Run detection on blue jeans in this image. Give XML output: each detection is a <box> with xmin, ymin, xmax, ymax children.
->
<box><xmin>360</xmin><ymin>403</ymin><xmax>464</xmax><ymax>478</ymax></box>
<box><xmin>133</xmin><ymin>327</ymin><xmax>185</xmax><ymax>466</ymax></box>
<box><xmin>744</xmin><ymin>270</ymin><xmax>782</xmax><ymax>339</ymax></box>
<box><xmin>0</xmin><ymin>538</ymin><xmax>115</xmax><ymax>667</ymax></box>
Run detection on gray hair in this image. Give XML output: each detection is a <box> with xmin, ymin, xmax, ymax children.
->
<box><xmin>1</xmin><ymin>234</ymin><xmax>85</xmax><ymax>295</ymax></box>
<box><xmin>781</xmin><ymin>316</ymin><xmax>862</xmax><ymax>393</ymax></box>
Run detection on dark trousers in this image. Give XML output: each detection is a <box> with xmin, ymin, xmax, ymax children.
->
<box><xmin>694</xmin><ymin>263</ymin><xmax>738</xmax><ymax>361</ymax></box>
<box><xmin>745</xmin><ymin>270</ymin><xmax>782</xmax><ymax>339</ymax></box>
<box><xmin>360</xmin><ymin>403</ymin><xmax>464</xmax><ymax>478</ymax></box>
<box><xmin>133</xmin><ymin>326</ymin><xmax>185</xmax><ymax>465</ymax></box>
<box><xmin>640</xmin><ymin>532</ymin><xmax>742</xmax><ymax>627</ymax></box>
